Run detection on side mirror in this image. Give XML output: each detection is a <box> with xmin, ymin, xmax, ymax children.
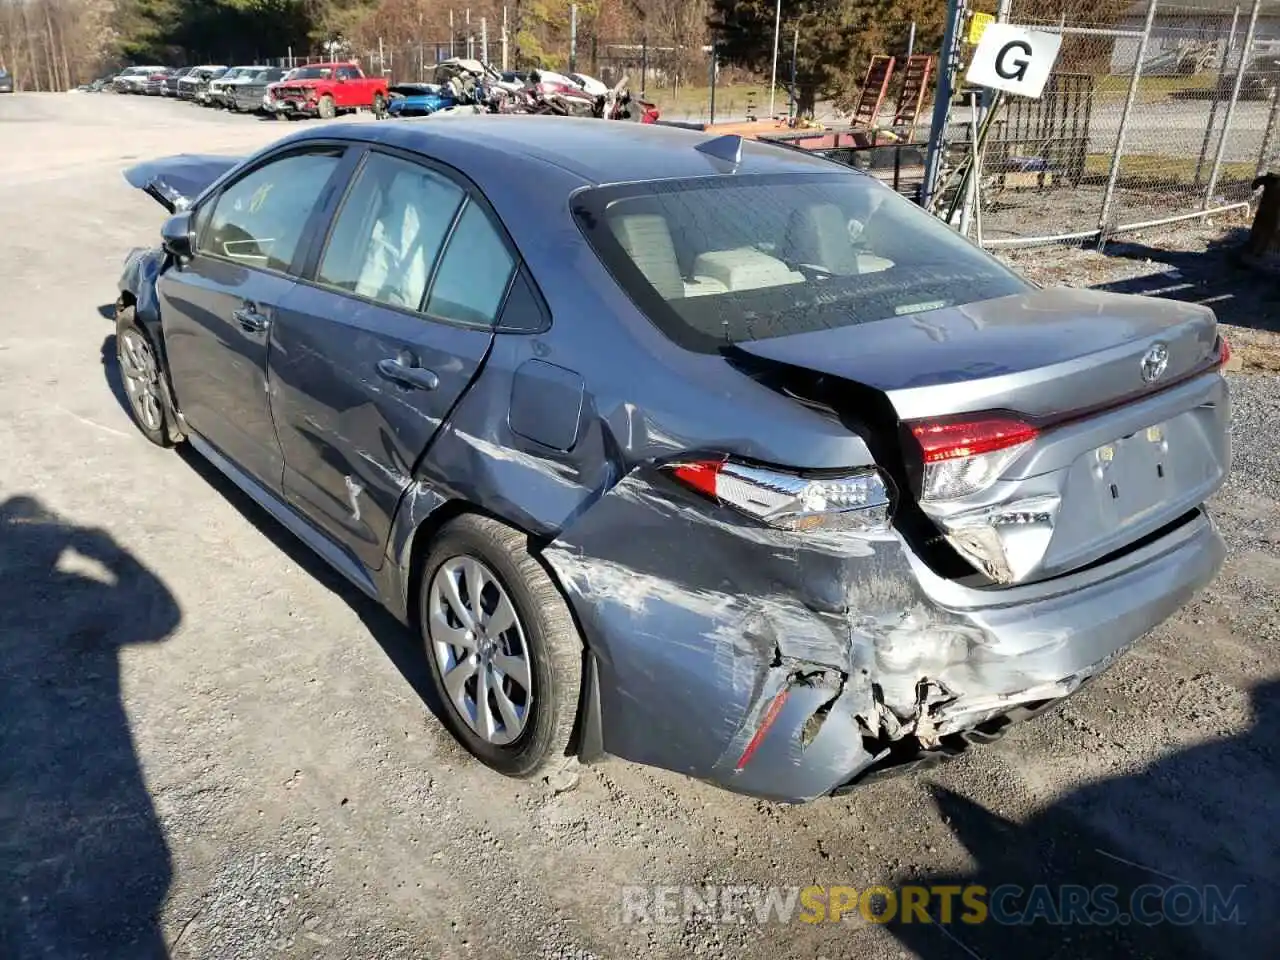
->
<box><xmin>161</xmin><ymin>211</ymin><xmax>194</xmax><ymax>260</ymax></box>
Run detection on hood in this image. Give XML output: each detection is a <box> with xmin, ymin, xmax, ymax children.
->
<box><xmin>730</xmin><ymin>286</ymin><xmax>1219</xmax><ymax>422</ymax></box>
<box><xmin>123</xmin><ymin>154</ymin><xmax>242</xmax><ymax>213</ymax></box>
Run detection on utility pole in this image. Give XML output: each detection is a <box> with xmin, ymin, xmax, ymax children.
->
<box><xmin>502</xmin><ymin>5</ymin><xmax>510</xmax><ymax>70</ymax></box>
<box><xmin>569</xmin><ymin>4</ymin><xmax>578</xmax><ymax>73</ymax></box>
<box><xmin>768</xmin><ymin>0</ymin><xmax>782</xmax><ymax>117</ymax></box>
<box><xmin>482</xmin><ymin>18</ymin><xmax>489</xmax><ymax>65</ymax></box>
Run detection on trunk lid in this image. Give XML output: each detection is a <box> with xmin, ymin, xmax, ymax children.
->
<box><xmin>732</xmin><ymin>287</ymin><xmax>1230</xmax><ymax>585</ymax></box>
<box><xmin>732</xmin><ymin>287</ymin><xmax>1219</xmax><ymax>421</ymax></box>
<box><xmin>123</xmin><ymin>154</ymin><xmax>241</xmax><ymax>213</ymax></box>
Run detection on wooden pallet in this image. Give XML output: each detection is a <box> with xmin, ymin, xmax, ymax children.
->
<box><xmin>852</xmin><ymin>55</ymin><xmax>895</xmax><ymax>128</ymax></box>
<box><xmin>892</xmin><ymin>54</ymin><xmax>934</xmax><ymax>138</ymax></box>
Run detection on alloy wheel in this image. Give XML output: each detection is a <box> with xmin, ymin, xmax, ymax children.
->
<box><xmin>427</xmin><ymin>555</ymin><xmax>533</xmax><ymax>746</ymax></box>
<box><xmin>117</xmin><ymin>329</ymin><xmax>164</xmax><ymax>433</ymax></box>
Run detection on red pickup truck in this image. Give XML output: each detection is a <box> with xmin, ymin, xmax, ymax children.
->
<box><xmin>266</xmin><ymin>62</ymin><xmax>389</xmax><ymax>120</ymax></box>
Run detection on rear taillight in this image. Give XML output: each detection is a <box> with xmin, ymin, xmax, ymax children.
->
<box><xmin>667</xmin><ymin>458</ymin><xmax>891</xmax><ymax>533</ymax></box>
<box><xmin>908</xmin><ymin>415</ymin><xmax>1038</xmax><ymax>502</ymax></box>
<box><xmin>1216</xmin><ymin>336</ymin><xmax>1232</xmax><ymax>370</ymax></box>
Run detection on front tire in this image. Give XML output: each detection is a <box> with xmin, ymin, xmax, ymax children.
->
<box><xmin>419</xmin><ymin>514</ymin><xmax>583</xmax><ymax>779</ymax></box>
<box><xmin>115</xmin><ymin>306</ymin><xmax>173</xmax><ymax>448</ymax></box>
<box><xmin>317</xmin><ymin>94</ymin><xmax>336</xmax><ymax>120</ymax></box>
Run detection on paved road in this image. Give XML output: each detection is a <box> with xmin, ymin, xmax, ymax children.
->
<box><xmin>1</xmin><ymin>91</ymin><xmax>1277</xmax><ymax>960</ymax></box>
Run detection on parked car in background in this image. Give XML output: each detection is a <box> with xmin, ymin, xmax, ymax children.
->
<box><xmin>265</xmin><ymin>62</ymin><xmax>388</xmax><ymax>119</ymax></box>
<box><xmin>230</xmin><ymin>66</ymin><xmax>287</xmax><ymax>112</ymax></box>
<box><xmin>208</xmin><ymin>66</ymin><xmax>257</xmax><ymax>107</ymax></box>
<box><xmin>115</xmin><ymin>117</ymin><xmax>1231</xmax><ymax>803</ymax></box>
<box><xmin>164</xmin><ymin>66</ymin><xmax>197</xmax><ymax>97</ymax></box>
<box><xmin>178</xmin><ymin>65</ymin><xmax>226</xmax><ymax>101</ymax></box>
<box><xmin>142</xmin><ymin>68</ymin><xmax>177</xmax><ymax>96</ymax></box>
<box><xmin>0</xmin><ymin>68</ymin><xmax>13</xmax><ymax>93</ymax></box>
<box><xmin>113</xmin><ymin>66</ymin><xmax>165</xmax><ymax>94</ymax></box>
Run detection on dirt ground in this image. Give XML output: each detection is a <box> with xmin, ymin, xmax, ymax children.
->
<box><xmin>1</xmin><ymin>92</ymin><xmax>1278</xmax><ymax>960</ymax></box>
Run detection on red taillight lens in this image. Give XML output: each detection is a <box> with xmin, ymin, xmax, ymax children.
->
<box><xmin>670</xmin><ymin>460</ymin><xmax>722</xmax><ymax>497</ymax></box>
<box><xmin>1216</xmin><ymin>336</ymin><xmax>1232</xmax><ymax>369</ymax></box>
<box><xmin>667</xmin><ymin>458</ymin><xmax>891</xmax><ymax>533</ymax></box>
<box><xmin>908</xmin><ymin>415</ymin><xmax>1039</xmax><ymax>502</ymax></box>
<box><xmin>910</xmin><ymin>416</ymin><xmax>1039</xmax><ymax>463</ymax></box>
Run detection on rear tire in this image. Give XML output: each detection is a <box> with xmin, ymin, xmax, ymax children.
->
<box><xmin>115</xmin><ymin>306</ymin><xmax>173</xmax><ymax>448</ymax></box>
<box><xmin>372</xmin><ymin>92</ymin><xmax>387</xmax><ymax>119</ymax></box>
<box><xmin>317</xmin><ymin>94</ymin><xmax>336</xmax><ymax>120</ymax></box>
<box><xmin>419</xmin><ymin>514</ymin><xmax>583</xmax><ymax>779</ymax></box>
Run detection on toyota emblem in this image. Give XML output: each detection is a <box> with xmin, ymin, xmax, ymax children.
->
<box><xmin>1141</xmin><ymin>343</ymin><xmax>1169</xmax><ymax>383</ymax></box>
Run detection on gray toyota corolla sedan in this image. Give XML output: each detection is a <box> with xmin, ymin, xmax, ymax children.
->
<box><xmin>114</xmin><ymin>117</ymin><xmax>1231</xmax><ymax>802</ymax></box>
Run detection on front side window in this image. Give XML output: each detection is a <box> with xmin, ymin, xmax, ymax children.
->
<box><xmin>337</xmin><ymin>66</ymin><xmax>359</xmax><ymax>80</ymax></box>
<box><xmin>573</xmin><ymin>172</ymin><xmax>1030</xmax><ymax>353</ymax></box>
<box><xmin>317</xmin><ymin>153</ymin><xmax>464</xmax><ymax>309</ymax></box>
<box><xmin>200</xmin><ymin>149</ymin><xmax>342</xmax><ymax>273</ymax></box>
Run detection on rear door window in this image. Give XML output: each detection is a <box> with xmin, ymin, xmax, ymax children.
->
<box><xmin>316</xmin><ymin>153</ymin><xmax>465</xmax><ymax>309</ymax></box>
<box><xmin>425</xmin><ymin>202</ymin><xmax>517</xmax><ymax>327</ymax></box>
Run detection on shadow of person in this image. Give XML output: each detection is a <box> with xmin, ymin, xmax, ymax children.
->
<box><xmin>96</xmin><ymin>328</ymin><xmax>445</xmax><ymax>728</ymax></box>
<box><xmin>0</xmin><ymin>496</ymin><xmax>181</xmax><ymax>959</ymax></box>
<box><xmin>885</xmin><ymin>680</ymin><xmax>1280</xmax><ymax>959</ymax></box>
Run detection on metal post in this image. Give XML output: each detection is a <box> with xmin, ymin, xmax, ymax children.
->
<box><xmin>1257</xmin><ymin>86</ymin><xmax>1280</xmax><ymax>175</ymax></box>
<box><xmin>709</xmin><ymin>40</ymin><xmax>717</xmax><ymax>124</ymax></box>
<box><xmin>907</xmin><ymin>21</ymin><xmax>916</xmax><ymax>60</ymax></box>
<box><xmin>466</xmin><ymin>9</ymin><xmax>473</xmax><ymax>61</ymax></box>
<box><xmin>1098</xmin><ymin>0</ymin><xmax>1159</xmax><ymax>245</ymax></box>
<box><xmin>378</xmin><ymin>36</ymin><xmax>384</xmax><ymax>75</ymax></box>
<box><xmin>960</xmin><ymin>92</ymin><xmax>981</xmax><ymax>236</ymax></box>
<box><xmin>641</xmin><ymin>36</ymin><xmax>648</xmax><ymax>98</ymax></box>
<box><xmin>1195</xmin><ymin>5</ymin><xmax>1240</xmax><ymax>185</ymax></box>
<box><xmin>449</xmin><ymin>11</ymin><xmax>455</xmax><ymax>58</ymax></box>
<box><xmin>1206</xmin><ymin>0</ymin><xmax>1262</xmax><ymax>207</ymax></box>
<box><xmin>482</xmin><ymin>18</ymin><xmax>488</xmax><ymax>64</ymax></box>
<box><xmin>922</xmin><ymin>0</ymin><xmax>967</xmax><ymax>210</ymax></box>
<box><xmin>569</xmin><ymin>4</ymin><xmax>577</xmax><ymax>73</ymax></box>
<box><xmin>502</xmin><ymin>6</ymin><xmax>509</xmax><ymax>70</ymax></box>
<box><xmin>791</xmin><ymin>25</ymin><xmax>799</xmax><ymax>120</ymax></box>
<box><xmin>768</xmin><ymin>0</ymin><xmax>782</xmax><ymax>118</ymax></box>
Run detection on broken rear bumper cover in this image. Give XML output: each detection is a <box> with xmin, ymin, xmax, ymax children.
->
<box><xmin>542</xmin><ymin>470</ymin><xmax>1225</xmax><ymax>804</ymax></box>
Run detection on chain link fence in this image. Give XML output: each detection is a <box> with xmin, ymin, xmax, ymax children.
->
<box><xmin>933</xmin><ymin>0</ymin><xmax>1279</xmax><ymax>247</ymax></box>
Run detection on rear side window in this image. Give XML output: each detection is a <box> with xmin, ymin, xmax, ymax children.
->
<box><xmin>573</xmin><ymin>172</ymin><xmax>1029</xmax><ymax>353</ymax></box>
<box><xmin>425</xmin><ymin>202</ymin><xmax>517</xmax><ymax>326</ymax></box>
<box><xmin>200</xmin><ymin>149</ymin><xmax>342</xmax><ymax>273</ymax></box>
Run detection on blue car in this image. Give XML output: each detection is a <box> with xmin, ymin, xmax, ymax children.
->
<box><xmin>114</xmin><ymin>117</ymin><xmax>1230</xmax><ymax>803</ymax></box>
<box><xmin>386</xmin><ymin>83</ymin><xmax>456</xmax><ymax>117</ymax></box>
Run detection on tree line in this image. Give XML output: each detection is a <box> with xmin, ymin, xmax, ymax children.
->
<box><xmin>1</xmin><ymin>0</ymin><xmax>950</xmax><ymax>111</ymax></box>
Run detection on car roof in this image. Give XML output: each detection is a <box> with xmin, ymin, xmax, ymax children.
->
<box><xmin>305</xmin><ymin>115</ymin><xmax>847</xmax><ymax>187</ymax></box>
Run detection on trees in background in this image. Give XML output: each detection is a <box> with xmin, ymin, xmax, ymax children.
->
<box><xmin>710</xmin><ymin>0</ymin><xmax>943</xmax><ymax>116</ymax></box>
<box><xmin>0</xmin><ymin>0</ymin><xmax>939</xmax><ymax>97</ymax></box>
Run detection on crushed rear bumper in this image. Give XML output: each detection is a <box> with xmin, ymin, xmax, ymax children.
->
<box><xmin>542</xmin><ymin>468</ymin><xmax>1225</xmax><ymax>803</ymax></box>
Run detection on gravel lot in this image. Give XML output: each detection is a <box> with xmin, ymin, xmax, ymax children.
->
<box><xmin>1</xmin><ymin>92</ymin><xmax>1278</xmax><ymax>960</ymax></box>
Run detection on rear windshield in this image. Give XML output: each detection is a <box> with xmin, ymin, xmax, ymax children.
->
<box><xmin>573</xmin><ymin>172</ymin><xmax>1030</xmax><ymax>353</ymax></box>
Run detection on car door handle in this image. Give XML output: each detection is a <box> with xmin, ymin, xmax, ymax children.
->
<box><xmin>233</xmin><ymin>306</ymin><xmax>270</xmax><ymax>333</ymax></box>
<box><xmin>376</xmin><ymin>358</ymin><xmax>439</xmax><ymax>391</ymax></box>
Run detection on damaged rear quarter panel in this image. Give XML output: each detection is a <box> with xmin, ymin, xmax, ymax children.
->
<box><xmin>540</xmin><ymin>465</ymin><xmax>946</xmax><ymax>799</ymax></box>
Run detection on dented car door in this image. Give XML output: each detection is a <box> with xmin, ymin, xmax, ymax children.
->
<box><xmin>267</xmin><ymin>149</ymin><xmax>511</xmax><ymax>570</ymax></box>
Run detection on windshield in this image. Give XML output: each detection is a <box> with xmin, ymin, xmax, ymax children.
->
<box><xmin>291</xmin><ymin>66</ymin><xmax>333</xmax><ymax>80</ymax></box>
<box><xmin>573</xmin><ymin>172</ymin><xmax>1030</xmax><ymax>353</ymax></box>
